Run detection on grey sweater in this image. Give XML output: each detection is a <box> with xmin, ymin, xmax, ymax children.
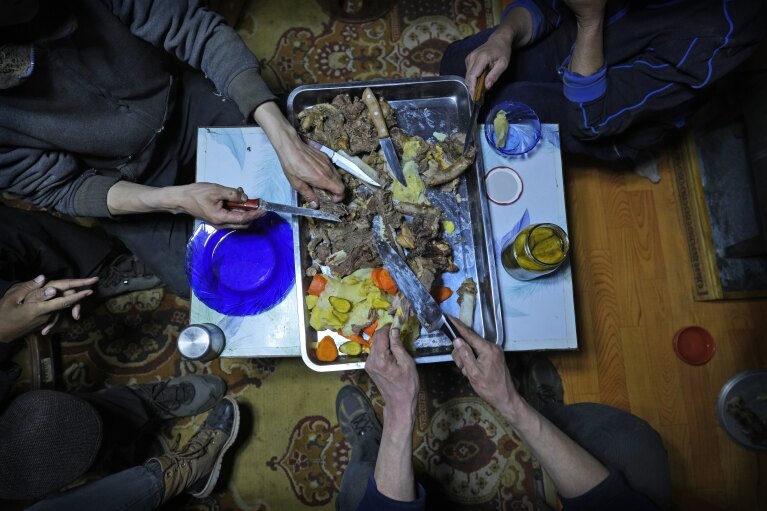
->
<box><xmin>0</xmin><ymin>0</ymin><xmax>276</xmax><ymax>217</ymax></box>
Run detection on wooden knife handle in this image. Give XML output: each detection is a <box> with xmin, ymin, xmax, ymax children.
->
<box><xmin>362</xmin><ymin>87</ymin><xmax>389</xmax><ymax>139</ymax></box>
<box><xmin>473</xmin><ymin>68</ymin><xmax>490</xmax><ymax>103</ymax></box>
<box><xmin>225</xmin><ymin>198</ymin><xmax>262</xmax><ymax>210</ymax></box>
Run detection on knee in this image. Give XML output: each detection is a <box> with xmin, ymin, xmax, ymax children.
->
<box><xmin>440</xmin><ymin>40</ymin><xmax>468</xmax><ymax>77</ymax></box>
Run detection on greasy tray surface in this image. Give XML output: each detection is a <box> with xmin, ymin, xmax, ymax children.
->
<box><xmin>288</xmin><ymin>77</ymin><xmax>503</xmax><ymax>371</ymax></box>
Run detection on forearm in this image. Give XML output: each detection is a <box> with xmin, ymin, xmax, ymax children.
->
<box><xmin>106</xmin><ymin>181</ymin><xmax>183</xmax><ymax>216</ymax></box>
<box><xmin>253</xmin><ymin>101</ymin><xmax>298</xmax><ymax>145</ymax></box>
<box><xmin>496</xmin><ymin>6</ymin><xmax>535</xmax><ymax>48</ymax></box>
<box><xmin>499</xmin><ymin>396</ymin><xmax>609</xmax><ymax>498</ymax></box>
<box><xmin>569</xmin><ymin>16</ymin><xmax>605</xmax><ymax>76</ymax></box>
<box><xmin>373</xmin><ymin>409</ymin><xmax>416</xmax><ymax>502</ymax></box>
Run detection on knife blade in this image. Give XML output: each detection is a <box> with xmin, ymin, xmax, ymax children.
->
<box><xmin>362</xmin><ymin>88</ymin><xmax>407</xmax><ymax>186</ymax></box>
<box><xmin>371</xmin><ymin>215</ymin><xmax>458</xmax><ymax>340</ymax></box>
<box><xmin>464</xmin><ymin>68</ymin><xmax>489</xmax><ymax>153</ymax></box>
<box><xmin>225</xmin><ymin>199</ymin><xmax>341</xmax><ymax>222</ymax></box>
<box><xmin>303</xmin><ymin>137</ymin><xmax>382</xmax><ymax>188</ymax></box>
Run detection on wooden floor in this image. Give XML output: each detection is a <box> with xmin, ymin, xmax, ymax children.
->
<box><xmin>548</xmin><ymin>147</ymin><xmax>767</xmax><ymax>511</ymax></box>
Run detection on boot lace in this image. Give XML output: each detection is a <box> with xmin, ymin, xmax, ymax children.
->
<box><xmin>351</xmin><ymin>412</ymin><xmax>378</xmax><ymax>439</ymax></box>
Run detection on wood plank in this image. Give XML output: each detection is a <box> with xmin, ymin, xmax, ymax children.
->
<box><xmin>619</xmin><ymin>327</ymin><xmax>661</xmax><ymax>430</ymax></box>
<box><xmin>607</xmin><ymin>227</ymin><xmax>643</xmax><ymax>327</ymax></box>
<box><xmin>627</xmin><ymin>190</ymin><xmax>667</xmax><ymax>280</ymax></box>
<box><xmin>584</xmin><ymin>249</ymin><xmax>631</xmax><ymax>411</ymax></box>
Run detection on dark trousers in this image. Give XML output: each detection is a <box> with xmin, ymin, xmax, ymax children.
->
<box><xmin>100</xmin><ymin>69</ymin><xmax>245</xmax><ymax>298</ymax></box>
<box><xmin>0</xmin><ymin>204</ymin><xmax>113</xmax><ymax>296</ymax></box>
<box><xmin>440</xmin><ymin>28</ymin><xmax>667</xmax><ymax>162</ymax></box>
<box><xmin>26</xmin><ymin>386</ymin><xmax>164</xmax><ymax>511</ymax></box>
<box><xmin>337</xmin><ymin>402</ymin><xmax>670</xmax><ymax>511</ymax></box>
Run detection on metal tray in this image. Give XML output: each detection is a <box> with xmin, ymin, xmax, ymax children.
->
<box><xmin>287</xmin><ymin>76</ymin><xmax>503</xmax><ymax>372</ymax></box>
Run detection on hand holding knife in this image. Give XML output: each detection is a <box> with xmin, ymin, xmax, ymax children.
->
<box><xmin>302</xmin><ymin>136</ymin><xmax>382</xmax><ymax>188</ymax></box>
<box><xmin>464</xmin><ymin>68</ymin><xmax>489</xmax><ymax>153</ymax></box>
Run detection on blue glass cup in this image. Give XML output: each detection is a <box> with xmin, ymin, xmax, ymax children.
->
<box><xmin>484</xmin><ymin>101</ymin><xmax>541</xmax><ymax>156</ymax></box>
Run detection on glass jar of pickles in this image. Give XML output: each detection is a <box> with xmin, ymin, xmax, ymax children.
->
<box><xmin>501</xmin><ymin>223</ymin><xmax>569</xmax><ymax>280</ymax></box>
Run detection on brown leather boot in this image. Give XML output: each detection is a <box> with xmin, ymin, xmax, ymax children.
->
<box><xmin>148</xmin><ymin>396</ymin><xmax>240</xmax><ymax>502</ymax></box>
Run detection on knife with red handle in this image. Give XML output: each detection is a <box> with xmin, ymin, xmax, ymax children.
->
<box><xmin>224</xmin><ymin>198</ymin><xmax>340</xmax><ymax>222</ymax></box>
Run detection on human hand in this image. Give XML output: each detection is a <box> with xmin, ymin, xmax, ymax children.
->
<box><xmin>365</xmin><ymin>326</ymin><xmax>420</xmax><ymax>424</ymax></box>
<box><xmin>562</xmin><ymin>0</ymin><xmax>607</xmax><ymax>27</ymax></box>
<box><xmin>277</xmin><ymin>134</ymin><xmax>345</xmax><ymax>206</ymax></box>
<box><xmin>174</xmin><ymin>183</ymin><xmax>265</xmax><ymax>229</ymax></box>
<box><xmin>451</xmin><ymin>317</ymin><xmax>519</xmax><ymax>414</ymax></box>
<box><xmin>465</xmin><ymin>30</ymin><xmax>514</xmax><ymax>99</ymax></box>
<box><xmin>253</xmin><ymin>101</ymin><xmax>345</xmax><ymax>206</ymax></box>
<box><xmin>0</xmin><ymin>275</ymin><xmax>97</xmax><ymax>341</ymax></box>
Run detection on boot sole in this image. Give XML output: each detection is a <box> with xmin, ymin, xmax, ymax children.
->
<box><xmin>189</xmin><ymin>397</ymin><xmax>241</xmax><ymax>499</ymax></box>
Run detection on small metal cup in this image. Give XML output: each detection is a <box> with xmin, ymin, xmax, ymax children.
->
<box><xmin>177</xmin><ymin>323</ymin><xmax>225</xmax><ymax>362</ymax></box>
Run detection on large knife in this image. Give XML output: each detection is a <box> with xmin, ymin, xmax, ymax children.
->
<box><xmin>371</xmin><ymin>215</ymin><xmax>458</xmax><ymax>340</ymax></box>
<box><xmin>303</xmin><ymin>138</ymin><xmax>382</xmax><ymax>188</ymax></box>
<box><xmin>464</xmin><ymin>68</ymin><xmax>489</xmax><ymax>153</ymax></box>
<box><xmin>225</xmin><ymin>198</ymin><xmax>341</xmax><ymax>222</ymax></box>
<box><xmin>362</xmin><ymin>88</ymin><xmax>407</xmax><ymax>187</ymax></box>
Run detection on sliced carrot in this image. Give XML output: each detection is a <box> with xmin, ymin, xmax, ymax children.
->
<box><xmin>372</xmin><ymin>268</ymin><xmax>398</xmax><ymax>295</ymax></box>
<box><xmin>431</xmin><ymin>286</ymin><xmax>453</xmax><ymax>303</ymax></box>
<box><xmin>316</xmin><ymin>335</ymin><xmax>338</xmax><ymax>362</ymax></box>
<box><xmin>307</xmin><ymin>274</ymin><xmax>327</xmax><ymax>296</ymax></box>
<box><xmin>362</xmin><ymin>320</ymin><xmax>379</xmax><ymax>337</ymax></box>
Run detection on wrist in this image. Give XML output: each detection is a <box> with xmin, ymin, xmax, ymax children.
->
<box><xmin>254</xmin><ymin>102</ymin><xmax>296</xmax><ymax>143</ymax></box>
<box><xmin>497</xmin><ymin>392</ymin><xmax>529</xmax><ymax>425</ymax></box>
<box><xmin>383</xmin><ymin>405</ymin><xmax>416</xmax><ymax>432</ymax></box>
<box><xmin>576</xmin><ymin>13</ymin><xmax>604</xmax><ymax>33</ymax></box>
<box><xmin>153</xmin><ymin>186</ymin><xmax>186</xmax><ymax>214</ymax></box>
<box><xmin>492</xmin><ymin>24</ymin><xmax>515</xmax><ymax>47</ymax></box>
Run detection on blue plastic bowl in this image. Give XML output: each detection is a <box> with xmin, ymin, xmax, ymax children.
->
<box><xmin>484</xmin><ymin>101</ymin><xmax>541</xmax><ymax>156</ymax></box>
<box><xmin>186</xmin><ymin>212</ymin><xmax>295</xmax><ymax>316</ymax></box>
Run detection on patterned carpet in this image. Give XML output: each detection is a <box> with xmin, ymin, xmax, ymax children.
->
<box><xmin>10</xmin><ymin>1</ymin><xmax>546</xmax><ymax>510</ymax></box>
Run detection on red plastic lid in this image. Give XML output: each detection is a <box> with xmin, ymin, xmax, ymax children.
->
<box><xmin>673</xmin><ymin>326</ymin><xmax>716</xmax><ymax>365</ymax></box>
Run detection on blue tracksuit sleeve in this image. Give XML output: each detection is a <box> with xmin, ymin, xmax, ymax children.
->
<box><xmin>563</xmin><ymin>0</ymin><xmax>765</xmax><ymax>140</ymax></box>
<box><xmin>502</xmin><ymin>0</ymin><xmax>562</xmax><ymax>44</ymax></box>
<box><xmin>354</xmin><ymin>476</ymin><xmax>427</xmax><ymax>511</ymax></box>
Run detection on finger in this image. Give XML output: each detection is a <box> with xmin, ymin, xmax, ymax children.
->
<box><xmin>41</xmin><ymin>313</ymin><xmax>59</xmax><ymax>336</ymax></box>
<box><xmin>452</xmin><ymin>337</ymin><xmax>480</xmax><ymax>376</ymax></box>
<box><xmin>451</xmin><ymin>348</ymin><xmax>463</xmax><ymax>369</ymax></box>
<box><xmin>9</xmin><ymin>275</ymin><xmax>45</xmax><ymax>301</ymax></box>
<box><xmin>62</xmin><ymin>289</ymin><xmax>79</xmax><ymax>320</ymax></box>
<box><xmin>486</xmin><ymin>57</ymin><xmax>509</xmax><ymax>90</ymax></box>
<box><xmin>37</xmin><ymin>289</ymin><xmax>93</xmax><ymax>314</ymax></box>
<box><xmin>450</xmin><ymin>316</ymin><xmax>490</xmax><ymax>353</ymax></box>
<box><xmin>388</xmin><ymin>328</ymin><xmax>410</xmax><ymax>362</ymax></box>
<box><xmin>464</xmin><ymin>52</ymin><xmax>479</xmax><ymax>97</ymax></box>
<box><xmin>211</xmin><ymin>209</ymin><xmax>259</xmax><ymax>228</ymax></box>
<box><xmin>304</xmin><ymin>163</ymin><xmax>345</xmax><ymax>200</ymax></box>
<box><xmin>466</xmin><ymin>54</ymin><xmax>490</xmax><ymax>97</ymax></box>
<box><xmin>24</xmin><ymin>285</ymin><xmax>58</xmax><ymax>304</ymax></box>
<box><xmin>290</xmin><ymin>177</ymin><xmax>319</xmax><ymax>207</ymax></box>
<box><xmin>45</xmin><ymin>276</ymin><xmax>100</xmax><ymax>293</ymax></box>
<box><xmin>371</xmin><ymin>324</ymin><xmax>392</xmax><ymax>356</ymax></box>
<box><xmin>217</xmin><ymin>185</ymin><xmax>248</xmax><ymax>203</ymax></box>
